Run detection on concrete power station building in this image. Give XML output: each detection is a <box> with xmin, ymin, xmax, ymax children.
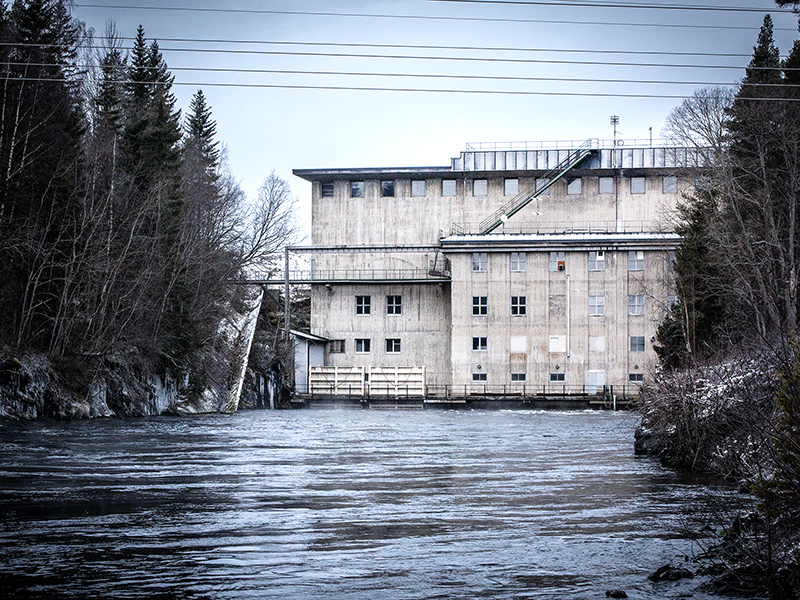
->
<box><xmin>291</xmin><ymin>139</ymin><xmax>698</xmax><ymax>401</ymax></box>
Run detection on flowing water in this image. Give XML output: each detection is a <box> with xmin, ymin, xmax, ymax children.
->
<box><xmin>0</xmin><ymin>410</ymin><xmax>748</xmax><ymax>599</ymax></box>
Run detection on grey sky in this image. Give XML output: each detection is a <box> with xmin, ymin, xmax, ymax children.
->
<box><xmin>71</xmin><ymin>1</ymin><xmax>800</xmax><ymax>239</ymax></box>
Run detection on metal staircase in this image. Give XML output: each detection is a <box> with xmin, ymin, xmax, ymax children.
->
<box><xmin>478</xmin><ymin>139</ymin><xmax>598</xmax><ymax>234</ymax></box>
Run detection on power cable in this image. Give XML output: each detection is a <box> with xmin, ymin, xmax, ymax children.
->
<box><xmin>426</xmin><ymin>0</ymin><xmax>795</xmax><ymax>13</ymax></box>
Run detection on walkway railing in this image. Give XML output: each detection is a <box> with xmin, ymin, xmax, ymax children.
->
<box><xmin>240</xmin><ymin>268</ymin><xmax>451</xmax><ymax>285</ymax></box>
<box><xmin>448</xmin><ymin>220</ymin><xmax>673</xmax><ymax>236</ymax></box>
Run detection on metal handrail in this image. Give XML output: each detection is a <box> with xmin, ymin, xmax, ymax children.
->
<box><xmin>447</xmin><ymin>220</ymin><xmax>675</xmax><ymax>236</ymax></box>
<box><xmin>244</xmin><ymin>268</ymin><xmax>451</xmax><ymax>283</ymax></box>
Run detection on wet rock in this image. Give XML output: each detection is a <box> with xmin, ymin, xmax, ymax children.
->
<box><xmin>649</xmin><ymin>564</ymin><xmax>694</xmax><ymax>582</ymax></box>
<box><xmin>605</xmin><ymin>590</ymin><xmax>628</xmax><ymax>598</ymax></box>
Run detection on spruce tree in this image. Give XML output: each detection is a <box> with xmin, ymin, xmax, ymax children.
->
<box><xmin>185</xmin><ymin>90</ymin><xmax>220</xmax><ymax>171</ymax></box>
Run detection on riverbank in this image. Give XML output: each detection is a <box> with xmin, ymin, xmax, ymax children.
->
<box><xmin>635</xmin><ymin>356</ymin><xmax>800</xmax><ymax>599</ymax></box>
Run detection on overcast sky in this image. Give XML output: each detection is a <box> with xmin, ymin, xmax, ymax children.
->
<box><xmin>71</xmin><ymin>0</ymin><xmax>800</xmax><ymax>239</ymax></box>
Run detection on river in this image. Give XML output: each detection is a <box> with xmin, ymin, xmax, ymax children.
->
<box><xmin>0</xmin><ymin>410</ymin><xmax>748</xmax><ymax>599</ymax></box>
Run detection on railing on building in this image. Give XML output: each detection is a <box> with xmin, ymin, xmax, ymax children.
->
<box><xmin>240</xmin><ymin>268</ymin><xmax>451</xmax><ymax>285</ymax></box>
<box><xmin>448</xmin><ymin>220</ymin><xmax>674</xmax><ymax>236</ymax></box>
<box><xmin>465</xmin><ymin>138</ymin><xmax>681</xmax><ymax>152</ymax></box>
<box><xmin>298</xmin><ymin>383</ymin><xmax>638</xmax><ymax>400</ymax></box>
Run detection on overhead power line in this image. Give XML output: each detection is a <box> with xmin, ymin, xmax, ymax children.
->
<box><xmin>4</xmin><ymin>75</ymin><xmax>800</xmax><ymax>101</ymax></box>
<box><xmin>73</xmin><ymin>4</ymin><xmax>800</xmax><ymax>32</ymax></box>
<box><xmin>426</xmin><ymin>0</ymin><xmax>795</xmax><ymax>13</ymax></box>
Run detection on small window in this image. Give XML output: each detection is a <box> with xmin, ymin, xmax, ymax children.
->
<box><xmin>385</xmin><ymin>338</ymin><xmax>401</xmax><ymax>353</ymax></box>
<box><xmin>442</xmin><ymin>179</ymin><xmax>457</xmax><ymax>196</ymax></box>
<box><xmin>629</xmin><ymin>373</ymin><xmax>644</xmax><ymax>382</ymax></box>
<box><xmin>381</xmin><ymin>180</ymin><xmax>395</xmax><ymax>197</ymax></box>
<box><xmin>511</xmin><ymin>296</ymin><xmax>527</xmax><ymax>316</ymax></box>
<box><xmin>329</xmin><ymin>340</ymin><xmax>344</xmax><ymax>353</ymax></box>
<box><xmin>630</xmin><ymin>336</ymin><xmax>645</xmax><ymax>352</ymax></box>
<box><xmin>350</xmin><ymin>181</ymin><xmax>364</xmax><ymax>197</ymax></box>
<box><xmin>473</xmin><ymin>179</ymin><xmax>488</xmax><ymax>196</ymax></box>
<box><xmin>588</xmin><ymin>250</ymin><xmax>605</xmax><ymax>272</ymax></box>
<box><xmin>667</xmin><ymin>294</ymin><xmax>679</xmax><ymax>309</ymax></box>
<box><xmin>549</xmin><ymin>372</ymin><xmax>565</xmax><ymax>382</ymax></box>
<box><xmin>588</xmin><ymin>295</ymin><xmax>605</xmax><ymax>317</ymax></box>
<box><xmin>599</xmin><ymin>177</ymin><xmax>614</xmax><ymax>194</ymax></box>
<box><xmin>628</xmin><ymin>251</ymin><xmax>644</xmax><ymax>271</ymax></box>
<box><xmin>668</xmin><ymin>250</ymin><xmax>677</xmax><ymax>265</ymax></box>
<box><xmin>536</xmin><ymin>178</ymin><xmax>551</xmax><ymax>195</ymax></box>
<box><xmin>510</xmin><ymin>252</ymin><xmax>526</xmax><ymax>272</ymax></box>
<box><xmin>472</xmin><ymin>372</ymin><xmax>488</xmax><ymax>382</ymax></box>
<box><xmin>386</xmin><ymin>295</ymin><xmax>402</xmax><ymax>315</ymax></box>
<box><xmin>321</xmin><ymin>182</ymin><xmax>334</xmax><ymax>198</ymax></box>
<box><xmin>566</xmin><ymin>177</ymin><xmax>582</xmax><ymax>195</ymax></box>
<box><xmin>549</xmin><ymin>251</ymin><xmax>566</xmax><ymax>272</ymax></box>
<box><xmin>631</xmin><ymin>177</ymin><xmax>646</xmax><ymax>194</ymax></box>
<box><xmin>504</xmin><ymin>178</ymin><xmax>519</xmax><ymax>196</ymax></box>
<box><xmin>511</xmin><ymin>373</ymin><xmax>526</xmax><ymax>382</ymax></box>
<box><xmin>472</xmin><ymin>336</ymin><xmax>488</xmax><ymax>351</ymax></box>
<box><xmin>472</xmin><ymin>296</ymin><xmax>488</xmax><ymax>316</ymax></box>
<box><xmin>355</xmin><ymin>338</ymin><xmax>371</xmax><ymax>353</ymax></box>
<box><xmin>628</xmin><ymin>294</ymin><xmax>645</xmax><ymax>316</ymax></box>
<box><xmin>472</xmin><ymin>252</ymin><xmax>488</xmax><ymax>272</ymax></box>
<box><xmin>663</xmin><ymin>176</ymin><xmax>678</xmax><ymax>194</ymax></box>
<box><xmin>411</xmin><ymin>180</ymin><xmax>426</xmax><ymax>197</ymax></box>
<box><xmin>355</xmin><ymin>295</ymin><xmax>371</xmax><ymax>315</ymax></box>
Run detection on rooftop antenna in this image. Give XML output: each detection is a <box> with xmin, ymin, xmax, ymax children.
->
<box><xmin>610</xmin><ymin>115</ymin><xmax>619</xmax><ymax>168</ymax></box>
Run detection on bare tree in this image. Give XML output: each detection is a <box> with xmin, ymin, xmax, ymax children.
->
<box><xmin>662</xmin><ymin>86</ymin><xmax>734</xmax><ymax>165</ymax></box>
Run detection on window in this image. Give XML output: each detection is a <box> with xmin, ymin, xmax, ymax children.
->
<box><xmin>381</xmin><ymin>180</ymin><xmax>395</xmax><ymax>197</ymax></box>
<box><xmin>628</xmin><ymin>294</ymin><xmax>645</xmax><ymax>316</ymax></box>
<box><xmin>549</xmin><ymin>251</ymin><xmax>566</xmax><ymax>272</ymax></box>
<box><xmin>628</xmin><ymin>251</ymin><xmax>644</xmax><ymax>271</ymax></box>
<box><xmin>442</xmin><ymin>179</ymin><xmax>456</xmax><ymax>196</ymax></box>
<box><xmin>472</xmin><ymin>252</ymin><xmax>488</xmax><ymax>272</ymax></box>
<box><xmin>355</xmin><ymin>295</ymin><xmax>371</xmax><ymax>315</ymax></box>
<box><xmin>550</xmin><ymin>372</ymin><xmax>565</xmax><ymax>382</ymax></box>
<box><xmin>631</xmin><ymin>177</ymin><xmax>646</xmax><ymax>194</ymax></box>
<box><xmin>566</xmin><ymin>177</ymin><xmax>582</xmax><ymax>195</ymax></box>
<box><xmin>350</xmin><ymin>181</ymin><xmax>364</xmax><ymax>197</ymax></box>
<box><xmin>629</xmin><ymin>373</ymin><xmax>644</xmax><ymax>382</ymax></box>
<box><xmin>386</xmin><ymin>295</ymin><xmax>402</xmax><ymax>315</ymax></box>
<box><xmin>588</xmin><ymin>250</ymin><xmax>605</xmax><ymax>271</ymax></box>
<box><xmin>667</xmin><ymin>294</ymin><xmax>679</xmax><ymax>309</ymax></box>
<box><xmin>663</xmin><ymin>176</ymin><xmax>678</xmax><ymax>194</ymax></box>
<box><xmin>630</xmin><ymin>336</ymin><xmax>645</xmax><ymax>352</ymax></box>
<box><xmin>536</xmin><ymin>178</ymin><xmax>551</xmax><ymax>195</ymax></box>
<box><xmin>599</xmin><ymin>177</ymin><xmax>614</xmax><ymax>194</ymax></box>
<box><xmin>510</xmin><ymin>252</ymin><xmax>526</xmax><ymax>272</ymax></box>
<box><xmin>472</xmin><ymin>296</ymin><xmax>488</xmax><ymax>316</ymax></box>
<box><xmin>511</xmin><ymin>373</ymin><xmax>527</xmax><ymax>382</ymax></box>
<box><xmin>472</xmin><ymin>336</ymin><xmax>488</xmax><ymax>351</ymax></box>
<box><xmin>355</xmin><ymin>339</ymin><xmax>371</xmax><ymax>353</ymax></box>
<box><xmin>411</xmin><ymin>180</ymin><xmax>426</xmax><ymax>197</ymax></box>
<box><xmin>321</xmin><ymin>182</ymin><xmax>334</xmax><ymax>198</ymax></box>
<box><xmin>472</xmin><ymin>372</ymin><xmax>487</xmax><ymax>382</ymax></box>
<box><xmin>511</xmin><ymin>296</ymin><xmax>527</xmax><ymax>316</ymax></box>
<box><xmin>385</xmin><ymin>338</ymin><xmax>401</xmax><ymax>353</ymax></box>
<box><xmin>329</xmin><ymin>340</ymin><xmax>344</xmax><ymax>353</ymax></box>
<box><xmin>473</xmin><ymin>179</ymin><xmax>488</xmax><ymax>196</ymax></box>
<box><xmin>588</xmin><ymin>295</ymin><xmax>605</xmax><ymax>316</ymax></box>
<box><xmin>504</xmin><ymin>178</ymin><xmax>519</xmax><ymax>196</ymax></box>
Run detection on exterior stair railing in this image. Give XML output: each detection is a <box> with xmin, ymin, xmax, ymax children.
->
<box><xmin>478</xmin><ymin>139</ymin><xmax>598</xmax><ymax>234</ymax></box>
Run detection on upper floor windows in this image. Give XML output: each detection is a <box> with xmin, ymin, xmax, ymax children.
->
<box><xmin>321</xmin><ymin>182</ymin><xmax>334</xmax><ymax>198</ymax></box>
<box><xmin>350</xmin><ymin>181</ymin><xmax>364</xmax><ymax>197</ymax></box>
<box><xmin>472</xmin><ymin>252</ymin><xmax>488</xmax><ymax>272</ymax></box>
<box><xmin>631</xmin><ymin>177</ymin><xmax>646</xmax><ymax>194</ymax></box>
<box><xmin>472</xmin><ymin>296</ymin><xmax>488</xmax><ymax>316</ymax></box>
<box><xmin>628</xmin><ymin>294</ymin><xmax>645</xmax><ymax>316</ymax></box>
<box><xmin>442</xmin><ymin>179</ymin><xmax>457</xmax><ymax>196</ymax></box>
<box><xmin>566</xmin><ymin>177</ymin><xmax>582</xmax><ymax>195</ymax></box>
<box><xmin>473</xmin><ymin>179</ymin><xmax>488</xmax><ymax>196</ymax></box>
<box><xmin>588</xmin><ymin>250</ymin><xmax>605</xmax><ymax>271</ymax></box>
<box><xmin>386</xmin><ymin>295</ymin><xmax>402</xmax><ymax>315</ymax></box>
<box><xmin>504</xmin><ymin>178</ymin><xmax>519</xmax><ymax>196</ymax></box>
<box><xmin>628</xmin><ymin>251</ymin><xmax>644</xmax><ymax>271</ymax></box>
<box><xmin>588</xmin><ymin>295</ymin><xmax>605</xmax><ymax>316</ymax></box>
<box><xmin>511</xmin><ymin>296</ymin><xmax>527</xmax><ymax>316</ymax></box>
<box><xmin>411</xmin><ymin>180</ymin><xmax>426</xmax><ymax>197</ymax></box>
<box><xmin>549</xmin><ymin>251</ymin><xmax>566</xmax><ymax>272</ymax></box>
<box><xmin>510</xmin><ymin>252</ymin><xmax>526</xmax><ymax>272</ymax></box>
<box><xmin>381</xmin><ymin>180</ymin><xmax>395</xmax><ymax>197</ymax></box>
<box><xmin>355</xmin><ymin>295</ymin><xmax>371</xmax><ymax>315</ymax></box>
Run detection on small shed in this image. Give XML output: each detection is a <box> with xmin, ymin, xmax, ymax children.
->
<box><xmin>291</xmin><ymin>330</ymin><xmax>327</xmax><ymax>394</ymax></box>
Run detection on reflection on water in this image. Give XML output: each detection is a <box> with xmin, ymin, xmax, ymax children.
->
<box><xmin>0</xmin><ymin>410</ymin><xmax>744</xmax><ymax>599</ymax></box>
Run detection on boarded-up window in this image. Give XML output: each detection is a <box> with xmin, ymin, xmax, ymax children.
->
<box><xmin>442</xmin><ymin>179</ymin><xmax>457</xmax><ymax>196</ymax></box>
<box><xmin>599</xmin><ymin>177</ymin><xmax>614</xmax><ymax>194</ymax></box>
<box><xmin>567</xmin><ymin>177</ymin><xmax>582</xmax><ymax>195</ymax></box>
<box><xmin>504</xmin><ymin>178</ymin><xmax>519</xmax><ymax>196</ymax></box>
<box><xmin>549</xmin><ymin>335</ymin><xmax>566</xmax><ymax>353</ymax></box>
<box><xmin>549</xmin><ymin>295</ymin><xmax>566</xmax><ymax>317</ymax></box>
<box><xmin>411</xmin><ymin>180</ymin><xmax>426</xmax><ymax>197</ymax></box>
<box><xmin>631</xmin><ymin>177</ymin><xmax>646</xmax><ymax>194</ymax></box>
<box><xmin>663</xmin><ymin>176</ymin><xmax>678</xmax><ymax>194</ymax></box>
<box><xmin>473</xmin><ymin>179</ymin><xmax>488</xmax><ymax>196</ymax></box>
<box><xmin>589</xmin><ymin>336</ymin><xmax>606</xmax><ymax>352</ymax></box>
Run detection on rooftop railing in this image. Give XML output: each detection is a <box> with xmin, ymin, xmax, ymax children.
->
<box><xmin>448</xmin><ymin>220</ymin><xmax>675</xmax><ymax>236</ymax></box>
<box><xmin>240</xmin><ymin>268</ymin><xmax>451</xmax><ymax>285</ymax></box>
<box><xmin>464</xmin><ymin>138</ymin><xmax>681</xmax><ymax>152</ymax></box>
